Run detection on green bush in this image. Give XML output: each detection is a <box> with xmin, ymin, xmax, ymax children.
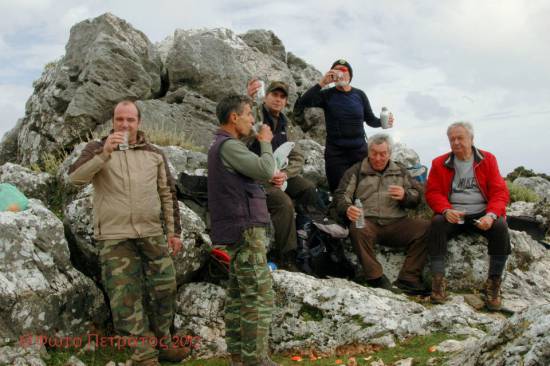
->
<box><xmin>507</xmin><ymin>180</ymin><xmax>540</xmax><ymax>203</ymax></box>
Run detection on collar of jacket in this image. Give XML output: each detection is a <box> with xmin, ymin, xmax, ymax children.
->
<box><xmin>262</xmin><ymin>104</ymin><xmax>287</xmax><ymax>132</ymax></box>
<box><xmin>360</xmin><ymin>159</ymin><xmax>401</xmax><ymax>176</ymax></box>
<box><xmin>103</xmin><ymin>130</ymin><xmax>148</xmax><ymax>147</ymax></box>
<box><xmin>444</xmin><ymin>146</ymin><xmax>485</xmax><ymax>169</ymax></box>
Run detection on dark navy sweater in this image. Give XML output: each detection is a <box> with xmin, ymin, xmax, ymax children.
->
<box><xmin>294</xmin><ymin>84</ymin><xmax>381</xmax><ymax>148</ymax></box>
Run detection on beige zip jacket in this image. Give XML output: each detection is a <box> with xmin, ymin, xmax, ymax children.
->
<box><xmin>68</xmin><ymin>131</ymin><xmax>181</xmax><ymax>240</ymax></box>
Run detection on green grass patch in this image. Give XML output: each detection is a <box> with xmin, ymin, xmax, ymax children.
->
<box><xmin>45</xmin><ymin>332</ymin><xmax>466</xmax><ymax>366</ymax></box>
<box><xmin>506</xmin><ymin>180</ymin><xmax>539</xmax><ymax>203</ymax></box>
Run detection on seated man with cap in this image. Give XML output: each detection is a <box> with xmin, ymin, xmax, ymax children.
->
<box><xmin>247</xmin><ymin>80</ymin><xmax>323</xmax><ymax>272</ymax></box>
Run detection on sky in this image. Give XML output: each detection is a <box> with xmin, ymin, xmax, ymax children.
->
<box><xmin>1</xmin><ymin>0</ymin><xmax>549</xmax><ymax>175</ymax></box>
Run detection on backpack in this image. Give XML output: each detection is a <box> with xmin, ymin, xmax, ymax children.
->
<box><xmin>298</xmin><ymin>217</ymin><xmax>355</xmax><ymax>279</ymax></box>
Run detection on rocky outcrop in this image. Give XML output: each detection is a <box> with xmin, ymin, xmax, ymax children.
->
<box><xmin>174</xmin><ymin>273</ymin><xmax>504</xmax><ymax>358</ymax></box>
<box><xmin>135</xmin><ymin>98</ymin><xmax>217</xmax><ymax>151</ymax></box>
<box><xmin>4</xmin><ymin>13</ymin><xmax>163</xmax><ymax>165</ymax></box>
<box><xmin>296</xmin><ymin>139</ymin><xmax>327</xmax><ymax>188</ymax></box>
<box><xmin>0</xmin><ymin>163</ymin><xmax>55</xmax><ymax>203</ymax></box>
<box><xmin>360</xmin><ymin>229</ymin><xmax>550</xmax><ymax>313</ymax></box>
<box><xmin>514</xmin><ymin>176</ymin><xmax>550</xmax><ymax>201</ymax></box>
<box><xmin>0</xmin><ymin>199</ymin><xmax>107</xmax><ymax>342</ymax></box>
<box><xmin>447</xmin><ymin>304</ymin><xmax>550</xmax><ymax>366</ymax></box>
<box><xmin>1</xmin><ymin>13</ymin><xmax>327</xmax><ymax>165</ymax></box>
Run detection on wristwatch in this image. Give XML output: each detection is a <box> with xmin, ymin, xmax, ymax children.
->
<box><xmin>486</xmin><ymin>212</ymin><xmax>498</xmax><ymax>220</ymax></box>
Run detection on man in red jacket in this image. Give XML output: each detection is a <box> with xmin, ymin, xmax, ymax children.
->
<box><xmin>425</xmin><ymin>121</ymin><xmax>510</xmax><ymax>310</ymax></box>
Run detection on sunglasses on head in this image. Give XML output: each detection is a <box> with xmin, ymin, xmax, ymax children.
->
<box><xmin>335</xmin><ymin>66</ymin><xmax>348</xmax><ymax>73</ymax></box>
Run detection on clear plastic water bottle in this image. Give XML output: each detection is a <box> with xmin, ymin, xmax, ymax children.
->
<box><xmin>354</xmin><ymin>198</ymin><xmax>365</xmax><ymax>229</ymax></box>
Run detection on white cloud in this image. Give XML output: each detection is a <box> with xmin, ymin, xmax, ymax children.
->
<box><xmin>0</xmin><ymin>0</ymin><xmax>548</xmax><ymax>174</ymax></box>
<box><xmin>0</xmin><ymin>84</ymin><xmax>33</xmax><ymax>137</ymax></box>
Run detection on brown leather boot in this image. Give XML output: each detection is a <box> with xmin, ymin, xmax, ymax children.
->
<box><xmin>158</xmin><ymin>344</ymin><xmax>191</xmax><ymax>362</ymax></box>
<box><xmin>484</xmin><ymin>276</ymin><xmax>502</xmax><ymax>311</ymax></box>
<box><xmin>430</xmin><ymin>273</ymin><xmax>447</xmax><ymax>304</ymax></box>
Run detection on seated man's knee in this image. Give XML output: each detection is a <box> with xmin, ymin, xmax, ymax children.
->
<box><xmin>431</xmin><ymin>214</ymin><xmax>447</xmax><ymax>227</ymax></box>
<box><xmin>267</xmin><ymin>190</ymin><xmax>294</xmax><ymax>212</ymax></box>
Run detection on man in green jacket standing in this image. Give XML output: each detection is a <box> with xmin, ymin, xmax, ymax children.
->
<box><xmin>334</xmin><ymin>133</ymin><xmax>429</xmax><ymax>294</ymax></box>
<box><xmin>69</xmin><ymin>100</ymin><xmax>186</xmax><ymax>366</ymax></box>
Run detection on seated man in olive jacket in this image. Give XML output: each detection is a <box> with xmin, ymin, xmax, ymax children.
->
<box><xmin>333</xmin><ymin>133</ymin><xmax>429</xmax><ymax>294</ymax></box>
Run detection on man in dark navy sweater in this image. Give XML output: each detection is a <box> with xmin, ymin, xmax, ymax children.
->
<box><xmin>294</xmin><ymin>59</ymin><xmax>395</xmax><ymax>192</ymax></box>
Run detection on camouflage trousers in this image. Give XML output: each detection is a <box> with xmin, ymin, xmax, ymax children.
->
<box><xmin>98</xmin><ymin>235</ymin><xmax>177</xmax><ymax>362</ymax></box>
<box><xmin>225</xmin><ymin>227</ymin><xmax>274</xmax><ymax>366</ymax></box>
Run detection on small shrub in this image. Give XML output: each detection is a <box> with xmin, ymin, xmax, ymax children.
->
<box><xmin>507</xmin><ymin>180</ymin><xmax>539</xmax><ymax>203</ymax></box>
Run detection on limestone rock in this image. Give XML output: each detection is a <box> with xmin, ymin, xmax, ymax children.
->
<box><xmin>173</xmin><ymin>273</ymin><xmax>502</xmax><ymax>358</ymax></box>
<box><xmin>136</xmin><ymin>98</ymin><xmax>217</xmax><ymax>152</ymax></box>
<box><xmin>164</xmin><ymin>28</ymin><xmax>298</xmax><ymax>103</ymax></box>
<box><xmin>174</xmin><ymin>282</ymin><xmax>227</xmax><ymax>358</ymax></box>
<box><xmin>447</xmin><ymin>304</ymin><xmax>550</xmax><ymax>366</ymax></box>
<box><xmin>159</xmin><ymin>146</ymin><xmax>207</xmax><ymax>177</ymax></box>
<box><xmin>514</xmin><ymin>176</ymin><xmax>550</xmax><ymax>201</ymax></box>
<box><xmin>0</xmin><ymin>199</ymin><xmax>107</xmax><ymax>341</ymax></box>
<box><xmin>239</xmin><ymin>30</ymin><xmax>286</xmax><ymax>62</ymax></box>
<box><xmin>0</xmin><ymin>343</ymin><xmax>47</xmax><ymax>366</ymax></box>
<box><xmin>0</xmin><ymin>162</ymin><xmax>55</xmax><ymax>203</ymax></box>
<box><xmin>392</xmin><ymin>142</ymin><xmax>421</xmax><ymax>168</ymax></box>
<box><xmin>7</xmin><ymin>13</ymin><xmax>163</xmax><ymax>165</ymax></box>
<box><xmin>296</xmin><ymin>139</ymin><xmax>327</xmax><ymax>189</ymax></box>
<box><xmin>368</xmin><ymin>229</ymin><xmax>550</xmax><ymax>313</ymax></box>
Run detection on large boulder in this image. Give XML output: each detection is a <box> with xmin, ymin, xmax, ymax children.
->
<box><xmin>136</xmin><ymin>98</ymin><xmax>217</xmax><ymax>152</ymax></box>
<box><xmin>0</xmin><ymin>163</ymin><xmax>55</xmax><ymax>204</ymax></box>
<box><xmin>5</xmin><ymin>13</ymin><xmax>163</xmax><ymax>165</ymax></box>
<box><xmin>163</xmin><ymin>28</ymin><xmax>299</xmax><ymax>104</ymax></box>
<box><xmin>513</xmin><ymin>176</ymin><xmax>550</xmax><ymax>201</ymax></box>
<box><xmin>447</xmin><ymin>304</ymin><xmax>550</xmax><ymax>366</ymax></box>
<box><xmin>173</xmin><ymin>273</ymin><xmax>504</xmax><ymax>358</ymax></box>
<box><xmin>239</xmin><ymin>30</ymin><xmax>286</xmax><ymax>63</ymax></box>
<box><xmin>0</xmin><ymin>199</ymin><xmax>107</xmax><ymax>342</ymax></box>
<box><xmin>366</xmin><ymin>229</ymin><xmax>550</xmax><ymax>313</ymax></box>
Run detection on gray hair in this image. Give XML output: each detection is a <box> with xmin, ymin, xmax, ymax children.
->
<box><xmin>367</xmin><ymin>133</ymin><xmax>393</xmax><ymax>154</ymax></box>
<box><xmin>447</xmin><ymin>121</ymin><xmax>474</xmax><ymax>138</ymax></box>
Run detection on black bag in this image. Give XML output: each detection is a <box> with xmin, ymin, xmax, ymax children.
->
<box><xmin>302</xmin><ymin>220</ymin><xmax>355</xmax><ymax>279</ymax></box>
<box><xmin>176</xmin><ymin>172</ymin><xmax>210</xmax><ymax>226</ymax></box>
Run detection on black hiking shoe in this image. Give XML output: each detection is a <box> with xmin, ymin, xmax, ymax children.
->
<box><xmin>394</xmin><ymin>278</ymin><xmax>431</xmax><ymax>296</ymax></box>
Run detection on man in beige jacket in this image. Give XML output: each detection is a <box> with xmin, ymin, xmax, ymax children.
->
<box><xmin>69</xmin><ymin>100</ymin><xmax>186</xmax><ymax>366</ymax></box>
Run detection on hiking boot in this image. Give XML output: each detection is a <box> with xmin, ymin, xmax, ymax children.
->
<box><xmin>484</xmin><ymin>276</ymin><xmax>502</xmax><ymax>311</ymax></box>
<box><xmin>366</xmin><ymin>275</ymin><xmax>393</xmax><ymax>291</ymax></box>
<box><xmin>158</xmin><ymin>344</ymin><xmax>191</xmax><ymax>362</ymax></box>
<box><xmin>394</xmin><ymin>278</ymin><xmax>431</xmax><ymax>296</ymax></box>
<box><xmin>430</xmin><ymin>273</ymin><xmax>448</xmax><ymax>304</ymax></box>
